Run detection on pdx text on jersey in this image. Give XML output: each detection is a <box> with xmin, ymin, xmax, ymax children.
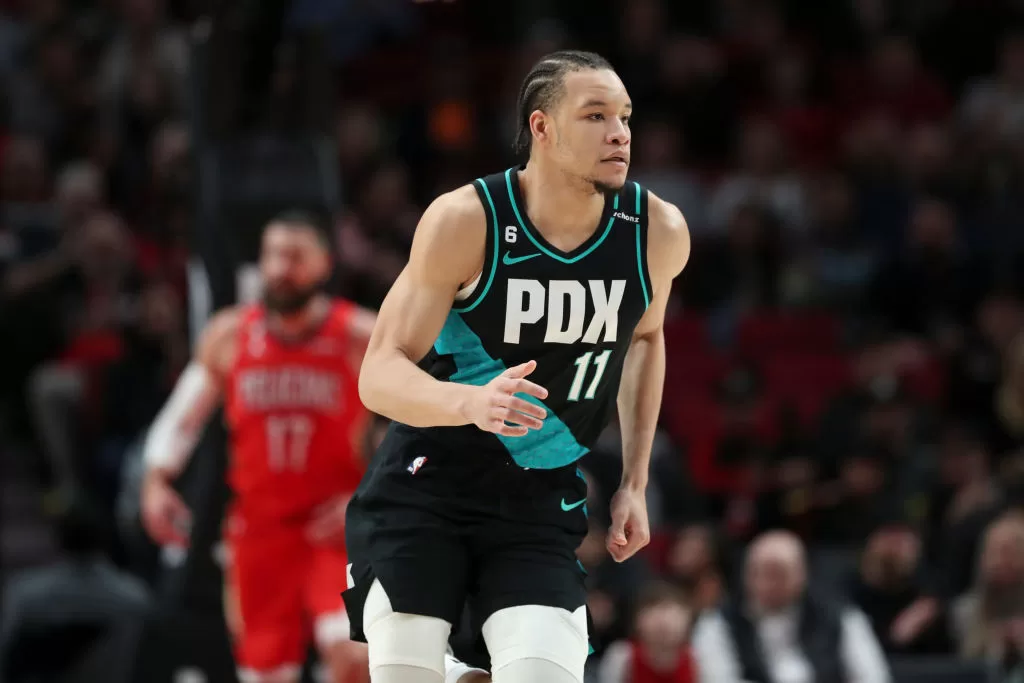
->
<box><xmin>504</xmin><ymin>279</ymin><xmax>626</xmax><ymax>345</ymax></box>
<box><xmin>236</xmin><ymin>367</ymin><xmax>342</xmax><ymax>412</ymax></box>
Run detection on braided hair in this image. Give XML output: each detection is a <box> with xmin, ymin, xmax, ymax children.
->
<box><xmin>513</xmin><ymin>50</ymin><xmax>614</xmax><ymax>156</ymax></box>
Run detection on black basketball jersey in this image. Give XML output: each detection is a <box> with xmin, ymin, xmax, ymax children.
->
<box><xmin>417</xmin><ymin>166</ymin><xmax>652</xmax><ymax>470</ymax></box>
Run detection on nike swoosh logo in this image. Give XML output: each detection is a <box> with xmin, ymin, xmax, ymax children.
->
<box><xmin>503</xmin><ymin>251</ymin><xmax>542</xmax><ymax>266</ymax></box>
<box><xmin>560</xmin><ymin>498</ymin><xmax>587</xmax><ymax>512</ymax></box>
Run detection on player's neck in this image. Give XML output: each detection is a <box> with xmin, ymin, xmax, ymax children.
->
<box><xmin>519</xmin><ymin>161</ymin><xmax>606</xmax><ymax>237</ymax></box>
<box><xmin>266</xmin><ymin>295</ymin><xmax>330</xmax><ymax>341</ymax></box>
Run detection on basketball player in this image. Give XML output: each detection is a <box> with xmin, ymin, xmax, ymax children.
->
<box><xmin>344</xmin><ymin>51</ymin><xmax>691</xmax><ymax>683</ymax></box>
<box><xmin>139</xmin><ymin>212</ymin><xmax>376</xmax><ymax>683</ymax></box>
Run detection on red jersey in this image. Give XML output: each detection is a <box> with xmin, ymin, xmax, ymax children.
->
<box><xmin>225</xmin><ymin>300</ymin><xmax>366</xmax><ymax>523</ymax></box>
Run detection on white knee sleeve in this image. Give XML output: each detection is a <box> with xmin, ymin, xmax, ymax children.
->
<box><xmin>482</xmin><ymin>605</ymin><xmax>588</xmax><ymax>682</ymax></box>
<box><xmin>362</xmin><ymin>579</ymin><xmax>452</xmax><ymax>677</ymax></box>
<box><xmin>492</xmin><ymin>658</ymin><xmax>580</xmax><ymax>683</ymax></box>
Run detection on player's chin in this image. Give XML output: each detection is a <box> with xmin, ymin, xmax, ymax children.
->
<box><xmin>593</xmin><ymin>162</ymin><xmax>629</xmax><ymax>192</ymax></box>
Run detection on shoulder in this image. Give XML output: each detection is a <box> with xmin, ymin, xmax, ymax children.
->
<box><xmin>415</xmin><ymin>183</ymin><xmax>488</xmax><ymax>247</ymax></box>
<box><xmin>408</xmin><ymin>183</ymin><xmax>488</xmax><ymax>284</ymax></box>
<box><xmin>645</xmin><ymin>189</ymin><xmax>691</xmax><ymax>280</ymax></box>
<box><xmin>196</xmin><ymin>305</ymin><xmax>245</xmax><ymax>375</ymax></box>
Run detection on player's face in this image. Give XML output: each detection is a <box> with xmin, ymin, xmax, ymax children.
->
<box><xmin>549</xmin><ymin>69</ymin><xmax>632</xmax><ymax>194</ymax></box>
<box><xmin>259</xmin><ymin>224</ymin><xmax>330</xmax><ymax>315</ymax></box>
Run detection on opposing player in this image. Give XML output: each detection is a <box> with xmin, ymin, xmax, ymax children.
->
<box><xmin>140</xmin><ymin>211</ymin><xmax>375</xmax><ymax>683</ymax></box>
<box><xmin>345</xmin><ymin>50</ymin><xmax>691</xmax><ymax>683</ymax></box>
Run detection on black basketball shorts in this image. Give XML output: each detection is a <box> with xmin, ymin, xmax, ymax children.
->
<box><xmin>342</xmin><ymin>423</ymin><xmax>590</xmax><ymax>642</ymax></box>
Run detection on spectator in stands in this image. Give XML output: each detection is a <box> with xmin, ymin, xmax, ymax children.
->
<box><xmin>849</xmin><ymin>519</ymin><xmax>952</xmax><ymax>655</ymax></box>
<box><xmin>926</xmin><ymin>423</ymin><xmax>999</xmax><ymax>557</ymax></box>
<box><xmin>0</xmin><ymin>493</ymin><xmax>152</xmax><ymax>683</ymax></box>
<box><xmin>708</xmin><ymin>117</ymin><xmax>805</xmax><ymax>235</ymax></box>
<box><xmin>947</xmin><ymin>290</ymin><xmax>1024</xmax><ymax>451</ymax></box>
<box><xmin>96</xmin><ymin>280</ymin><xmax>187</xmax><ymax>500</ymax></box>
<box><xmin>692</xmin><ymin>530</ymin><xmax>891</xmax><ymax>683</ymax></box>
<box><xmin>665</xmin><ymin>524</ymin><xmax>729</xmax><ymax>614</ymax></box>
<box><xmin>21</xmin><ymin>211</ymin><xmax>140</xmax><ymax>494</ymax></box>
<box><xmin>630</xmin><ymin>117</ymin><xmax>708</xmax><ymax>237</ymax></box>
<box><xmin>960</xmin><ymin>31</ymin><xmax>1024</xmax><ymax>146</ymax></box>
<box><xmin>755</xmin><ymin>406</ymin><xmax>821</xmax><ymax>540</ymax></box>
<box><xmin>837</xmin><ymin>35</ymin><xmax>950</xmax><ymax>128</ymax></box>
<box><xmin>867</xmin><ymin>197</ymin><xmax>984</xmax><ymax>340</ymax></box>
<box><xmin>653</xmin><ymin>33</ymin><xmax>737</xmax><ymax>168</ymax></box>
<box><xmin>97</xmin><ymin>0</ymin><xmax>189</xmax><ymax>127</ymax></box>
<box><xmin>598</xmin><ymin>581</ymin><xmax>698</xmax><ymax>683</ymax></box>
<box><xmin>817</xmin><ymin>443</ymin><xmax>903</xmax><ymax>546</ymax></box>
<box><xmin>953</xmin><ymin>512</ymin><xmax>1024</xmax><ymax>666</ymax></box>
<box><xmin>334</xmin><ymin>160</ymin><xmax>420</xmax><ymax>308</ymax></box>
<box><xmin>3</xmin><ymin>24</ymin><xmax>85</xmax><ymax>152</ymax></box>
<box><xmin>709</xmin><ymin>365</ymin><xmax>771</xmax><ymax>539</ymax></box>
<box><xmin>997</xmin><ymin>335</ymin><xmax>1024</xmax><ymax>466</ymax></box>
<box><xmin>799</xmin><ymin>170</ymin><xmax>878</xmax><ymax>310</ymax></box>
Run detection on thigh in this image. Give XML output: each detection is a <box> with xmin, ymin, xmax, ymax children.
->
<box><xmin>472</xmin><ymin>529</ymin><xmax>588</xmax><ymax>622</ymax></box>
<box><xmin>344</xmin><ymin>513</ymin><xmax>470</xmax><ymax>642</ymax></box>
<box><xmin>471</xmin><ymin>465</ymin><xmax>589</xmax><ymax>622</ymax></box>
<box><xmin>226</xmin><ymin>524</ymin><xmax>310</xmax><ymax>672</ymax></box>
<box><xmin>343</xmin><ymin>428</ymin><xmax>472</xmax><ymax>642</ymax></box>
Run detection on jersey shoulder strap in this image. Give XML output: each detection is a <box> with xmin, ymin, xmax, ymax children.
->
<box><xmin>457</xmin><ymin>171</ymin><xmax>505</xmax><ymax>313</ymax></box>
<box><xmin>627</xmin><ymin>180</ymin><xmax>653</xmax><ymax>310</ymax></box>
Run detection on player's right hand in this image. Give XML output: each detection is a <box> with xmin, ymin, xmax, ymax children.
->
<box><xmin>467</xmin><ymin>360</ymin><xmax>549</xmax><ymax>437</ymax></box>
<box><xmin>141</xmin><ymin>470</ymin><xmax>192</xmax><ymax>546</ymax></box>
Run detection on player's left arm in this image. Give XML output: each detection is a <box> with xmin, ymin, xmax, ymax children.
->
<box><xmin>607</xmin><ymin>192</ymin><xmax>691</xmax><ymax>562</ymax></box>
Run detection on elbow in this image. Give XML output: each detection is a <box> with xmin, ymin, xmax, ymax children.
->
<box><xmin>357</xmin><ymin>359</ymin><xmax>382</xmax><ymax>415</ymax></box>
<box><xmin>358</xmin><ymin>351</ymin><xmax>396</xmax><ymax>419</ymax></box>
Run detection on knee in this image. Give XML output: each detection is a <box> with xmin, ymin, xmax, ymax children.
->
<box><xmin>482</xmin><ymin>605</ymin><xmax>588</xmax><ymax>681</ymax></box>
<box><xmin>362</xmin><ymin>580</ymin><xmax>451</xmax><ymax>676</ymax></box>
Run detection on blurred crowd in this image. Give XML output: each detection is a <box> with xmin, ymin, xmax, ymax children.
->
<box><xmin>6</xmin><ymin>0</ymin><xmax>1024</xmax><ymax>681</ymax></box>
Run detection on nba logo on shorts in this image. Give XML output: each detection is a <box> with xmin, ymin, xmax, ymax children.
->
<box><xmin>407</xmin><ymin>456</ymin><xmax>427</xmax><ymax>475</ymax></box>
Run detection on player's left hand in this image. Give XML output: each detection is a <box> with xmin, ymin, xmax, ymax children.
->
<box><xmin>306</xmin><ymin>495</ymin><xmax>351</xmax><ymax>547</ymax></box>
<box><xmin>606</xmin><ymin>486</ymin><xmax>650</xmax><ymax>563</ymax></box>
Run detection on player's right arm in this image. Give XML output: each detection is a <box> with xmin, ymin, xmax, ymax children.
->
<box><xmin>358</xmin><ymin>185</ymin><xmax>548</xmax><ymax>436</ymax></box>
<box><xmin>139</xmin><ymin>308</ymin><xmax>239</xmax><ymax>545</ymax></box>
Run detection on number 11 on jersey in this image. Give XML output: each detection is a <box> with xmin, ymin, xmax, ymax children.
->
<box><xmin>267</xmin><ymin>415</ymin><xmax>314</xmax><ymax>471</ymax></box>
<box><xmin>568</xmin><ymin>349</ymin><xmax>612</xmax><ymax>402</ymax></box>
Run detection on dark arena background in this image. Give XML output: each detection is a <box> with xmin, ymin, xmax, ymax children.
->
<box><xmin>3</xmin><ymin>0</ymin><xmax>1024</xmax><ymax>682</ymax></box>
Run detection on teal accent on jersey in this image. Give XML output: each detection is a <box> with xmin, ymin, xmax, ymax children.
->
<box><xmin>504</xmin><ymin>168</ymin><xmax>616</xmax><ymax>264</ymax></box>
<box><xmin>453</xmin><ymin>179</ymin><xmax>499</xmax><ymax>313</ymax></box>
<box><xmin>433</xmin><ymin>312</ymin><xmax>590</xmax><ymax>468</ymax></box>
<box><xmin>434</xmin><ymin>310</ymin><xmax>505</xmax><ymax>385</ymax></box>
<box><xmin>633</xmin><ymin>181</ymin><xmax>642</xmax><ymax>213</ymax></box>
<box><xmin>575</xmin><ymin>467</ymin><xmax>589</xmax><ymax>517</ymax></box>
<box><xmin>502</xmin><ymin>251</ymin><xmax>541</xmax><ymax>266</ymax></box>
<box><xmin>636</xmin><ymin>224</ymin><xmax>650</xmax><ymax>309</ymax></box>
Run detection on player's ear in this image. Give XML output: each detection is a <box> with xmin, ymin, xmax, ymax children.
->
<box><xmin>529</xmin><ymin>110</ymin><xmax>550</xmax><ymax>145</ymax></box>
